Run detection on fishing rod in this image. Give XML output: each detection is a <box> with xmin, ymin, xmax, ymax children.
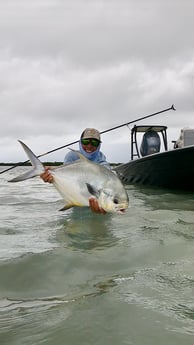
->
<box><xmin>100</xmin><ymin>104</ymin><xmax>175</xmax><ymax>135</ymax></box>
<box><xmin>0</xmin><ymin>104</ymin><xmax>175</xmax><ymax>175</ymax></box>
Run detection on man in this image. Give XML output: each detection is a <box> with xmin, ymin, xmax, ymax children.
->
<box><xmin>40</xmin><ymin>128</ymin><xmax>110</xmax><ymax>214</ymax></box>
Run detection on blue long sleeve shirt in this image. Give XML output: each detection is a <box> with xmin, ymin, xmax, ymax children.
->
<box><xmin>64</xmin><ymin>141</ymin><xmax>111</xmax><ymax>169</ymax></box>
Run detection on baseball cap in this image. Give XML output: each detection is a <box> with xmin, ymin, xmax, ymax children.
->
<box><xmin>81</xmin><ymin>128</ymin><xmax>101</xmax><ymax>142</ymax></box>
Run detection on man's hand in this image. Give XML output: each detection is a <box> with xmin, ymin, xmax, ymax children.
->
<box><xmin>89</xmin><ymin>197</ymin><xmax>106</xmax><ymax>214</ymax></box>
<box><xmin>40</xmin><ymin>167</ymin><xmax>53</xmax><ymax>183</ymax></box>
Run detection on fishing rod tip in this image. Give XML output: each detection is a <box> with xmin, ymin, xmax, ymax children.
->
<box><xmin>171</xmin><ymin>104</ymin><xmax>176</xmax><ymax>111</ymax></box>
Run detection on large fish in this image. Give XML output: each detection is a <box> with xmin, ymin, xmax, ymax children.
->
<box><xmin>9</xmin><ymin>141</ymin><xmax>129</xmax><ymax>214</ymax></box>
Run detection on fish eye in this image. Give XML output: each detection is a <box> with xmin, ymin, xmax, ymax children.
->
<box><xmin>113</xmin><ymin>198</ymin><xmax>119</xmax><ymax>204</ymax></box>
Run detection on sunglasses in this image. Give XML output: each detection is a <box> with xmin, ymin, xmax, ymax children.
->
<box><xmin>81</xmin><ymin>138</ymin><xmax>100</xmax><ymax>147</ymax></box>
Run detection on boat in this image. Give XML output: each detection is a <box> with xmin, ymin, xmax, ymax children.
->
<box><xmin>114</xmin><ymin>125</ymin><xmax>194</xmax><ymax>191</ymax></box>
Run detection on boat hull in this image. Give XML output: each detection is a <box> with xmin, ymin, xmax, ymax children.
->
<box><xmin>115</xmin><ymin>146</ymin><xmax>194</xmax><ymax>191</ymax></box>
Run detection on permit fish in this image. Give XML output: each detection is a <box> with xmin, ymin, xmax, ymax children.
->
<box><xmin>9</xmin><ymin>141</ymin><xmax>129</xmax><ymax>214</ymax></box>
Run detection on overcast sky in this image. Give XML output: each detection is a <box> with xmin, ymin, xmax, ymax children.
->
<box><xmin>0</xmin><ymin>0</ymin><xmax>194</xmax><ymax>164</ymax></box>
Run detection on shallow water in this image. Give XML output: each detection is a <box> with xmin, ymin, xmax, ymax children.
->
<box><xmin>0</xmin><ymin>167</ymin><xmax>194</xmax><ymax>345</ymax></box>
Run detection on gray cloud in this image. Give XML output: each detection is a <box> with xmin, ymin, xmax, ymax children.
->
<box><xmin>0</xmin><ymin>0</ymin><xmax>194</xmax><ymax>163</ymax></box>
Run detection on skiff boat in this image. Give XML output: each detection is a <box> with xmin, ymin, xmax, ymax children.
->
<box><xmin>115</xmin><ymin>125</ymin><xmax>194</xmax><ymax>191</ymax></box>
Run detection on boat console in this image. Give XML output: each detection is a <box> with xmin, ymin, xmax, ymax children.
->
<box><xmin>173</xmin><ymin>128</ymin><xmax>194</xmax><ymax>148</ymax></box>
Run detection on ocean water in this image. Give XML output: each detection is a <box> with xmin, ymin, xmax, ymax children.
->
<box><xmin>0</xmin><ymin>166</ymin><xmax>194</xmax><ymax>345</ymax></box>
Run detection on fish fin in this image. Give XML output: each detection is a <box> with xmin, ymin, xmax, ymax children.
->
<box><xmin>9</xmin><ymin>140</ymin><xmax>44</xmax><ymax>182</ymax></box>
<box><xmin>86</xmin><ymin>183</ymin><xmax>100</xmax><ymax>198</ymax></box>
<box><xmin>59</xmin><ymin>200</ymin><xmax>85</xmax><ymax>211</ymax></box>
<box><xmin>59</xmin><ymin>205</ymin><xmax>74</xmax><ymax>211</ymax></box>
<box><xmin>68</xmin><ymin>148</ymin><xmax>88</xmax><ymax>161</ymax></box>
<box><xmin>9</xmin><ymin>169</ymin><xmax>41</xmax><ymax>182</ymax></box>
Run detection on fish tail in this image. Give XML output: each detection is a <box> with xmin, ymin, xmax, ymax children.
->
<box><xmin>9</xmin><ymin>140</ymin><xmax>44</xmax><ymax>182</ymax></box>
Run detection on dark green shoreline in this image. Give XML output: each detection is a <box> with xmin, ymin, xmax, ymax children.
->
<box><xmin>0</xmin><ymin>162</ymin><xmax>121</xmax><ymax>167</ymax></box>
<box><xmin>0</xmin><ymin>162</ymin><xmax>63</xmax><ymax>166</ymax></box>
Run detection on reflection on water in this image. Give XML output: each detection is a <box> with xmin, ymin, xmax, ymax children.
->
<box><xmin>56</xmin><ymin>208</ymin><xmax>119</xmax><ymax>250</ymax></box>
<box><xmin>132</xmin><ymin>185</ymin><xmax>194</xmax><ymax>211</ymax></box>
